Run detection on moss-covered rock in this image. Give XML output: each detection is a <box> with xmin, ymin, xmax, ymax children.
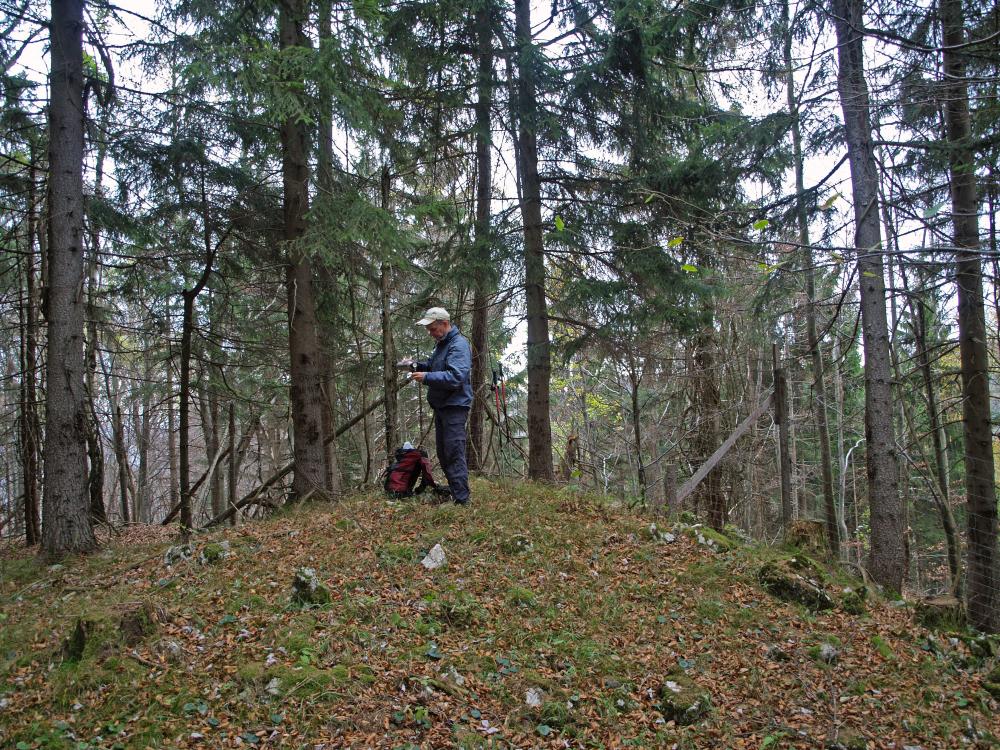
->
<box><xmin>983</xmin><ymin>665</ymin><xmax>1000</xmax><ymax>700</ymax></box>
<box><xmin>757</xmin><ymin>559</ymin><xmax>834</xmax><ymax>611</ymax></box>
<box><xmin>658</xmin><ymin>670</ymin><xmax>712</xmax><ymax>725</ymax></box>
<box><xmin>499</xmin><ymin>534</ymin><xmax>533</xmax><ymax>555</ymax></box>
<box><xmin>198</xmin><ymin>541</ymin><xmax>230</xmax><ymax>565</ymax></box>
<box><xmin>914</xmin><ymin>595</ymin><xmax>965</xmax><ymax>631</ymax></box>
<box><xmin>839</xmin><ymin>586</ymin><xmax>868</xmax><ymax>616</ymax></box>
<box><xmin>238</xmin><ymin>662</ymin><xmax>346</xmax><ymax>698</ymax></box>
<box><xmin>291</xmin><ymin>567</ymin><xmax>331</xmax><ymax>607</ymax></box>
<box><xmin>679</xmin><ymin>524</ymin><xmax>737</xmax><ymax>553</ymax></box>
<box><xmin>163</xmin><ymin>544</ymin><xmax>193</xmax><ymax>566</ymax></box>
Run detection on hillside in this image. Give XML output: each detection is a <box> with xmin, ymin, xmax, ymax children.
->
<box><xmin>1</xmin><ymin>481</ymin><xmax>997</xmax><ymax>750</ymax></box>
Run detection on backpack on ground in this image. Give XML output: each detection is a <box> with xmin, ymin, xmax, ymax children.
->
<box><xmin>384</xmin><ymin>446</ymin><xmax>446</xmax><ymax>498</ymax></box>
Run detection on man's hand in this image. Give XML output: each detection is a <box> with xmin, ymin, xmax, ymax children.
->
<box><xmin>410</xmin><ymin>371</ymin><xmax>426</xmax><ymax>383</ymax></box>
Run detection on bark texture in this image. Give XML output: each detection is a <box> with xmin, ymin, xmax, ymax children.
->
<box><xmin>42</xmin><ymin>0</ymin><xmax>97</xmax><ymax>558</ymax></box>
<box><xmin>514</xmin><ymin>0</ymin><xmax>554</xmax><ymax>481</ymax></box>
<box><xmin>468</xmin><ymin>0</ymin><xmax>494</xmax><ymax>473</ymax></box>
<box><xmin>832</xmin><ymin>0</ymin><xmax>903</xmax><ymax>590</ymax></box>
<box><xmin>281</xmin><ymin>0</ymin><xmax>328</xmax><ymax>501</ymax></box>
<box><xmin>941</xmin><ymin>0</ymin><xmax>998</xmax><ymax>632</ymax></box>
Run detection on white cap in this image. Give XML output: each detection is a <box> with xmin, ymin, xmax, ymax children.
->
<box><xmin>416</xmin><ymin>307</ymin><xmax>450</xmax><ymax>326</ymax></box>
<box><xmin>402</xmin><ymin>441</ymin><xmax>414</xmax><ymax>450</ymax></box>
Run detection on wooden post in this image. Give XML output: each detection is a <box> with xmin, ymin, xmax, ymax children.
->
<box><xmin>774</xmin><ymin>344</ymin><xmax>793</xmax><ymax>531</ymax></box>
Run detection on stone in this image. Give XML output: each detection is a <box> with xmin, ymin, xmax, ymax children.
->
<box><xmin>757</xmin><ymin>559</ymin><xmax>834</xmax><ymax>611</ymax></box>
<box><xmin>291</xmin><ymin>567</ymin><xmax>331</xmax><ymax>607</ymax></box>
<box><xmin>163</xmin><ymin>544</ymin><xmax>193</xmax><ymax>566</ymax></box>
<box><xmin>658</xmin><ymin>670</ymin><xmax>712</xmax><ymax>725</ymax></box>
<box><xmin>198</xmin><ymin>541</ymin><xmax>230</xmax><ymax>565</ymax></box>
<box><xmin>421</xmin><ymin>544</ymin><xmax>447</xmax><ymax>570</ymax></box>
<box><xmin>983</xmin><ymin>665</ymin><xmax>1000</xmax><ymax>700</ymax></box>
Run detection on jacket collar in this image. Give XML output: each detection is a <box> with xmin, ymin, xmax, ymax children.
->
<box><xmin>436</xmin><ymin>326</ymin><xmax>459</xmax><ymax>347</ymax></box>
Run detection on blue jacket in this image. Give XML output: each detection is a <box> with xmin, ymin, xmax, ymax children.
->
<box><xmin>415</xmin><ymin>326</ymin><xmax>473</xmax><ymax>410</ymax></box>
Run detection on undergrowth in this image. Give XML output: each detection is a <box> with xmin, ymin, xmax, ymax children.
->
<box><xmin>0</xmin><ymin>479</ymin><xmax>996</xmax><ymax>749</ymax></box>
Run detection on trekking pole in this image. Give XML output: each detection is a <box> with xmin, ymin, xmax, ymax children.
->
<box><xmin>492</xmin><ymin>365</ymin><xmax>504</xmax><ymax>476</ymax></box>
<box><xmin>417</xmin><ymin>379</ymin><xmax>424</xmax><ymax>446</ymax></box>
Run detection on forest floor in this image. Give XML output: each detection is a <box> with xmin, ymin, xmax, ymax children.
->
<box><xmin>0</xmin><ymin>480</ymin><xmax>997</xmax><ymax>750</ymax></box>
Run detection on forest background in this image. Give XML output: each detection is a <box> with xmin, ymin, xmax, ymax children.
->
<box><xmin>1</xmin><ymin>0</ymin><xmax>999</xmax><ymax>631</ymax></box>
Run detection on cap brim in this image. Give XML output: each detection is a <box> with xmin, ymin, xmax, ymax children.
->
<box><xmin>416</xmin><ymin>317</ymin><xmax>433</xmax><ymax>326</ymax></box>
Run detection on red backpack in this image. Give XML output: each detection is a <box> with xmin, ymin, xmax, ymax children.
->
<box><xmin>384</xmin><ymin>447</ymin><xmax>439</xmax><ymax>497</ymax></box>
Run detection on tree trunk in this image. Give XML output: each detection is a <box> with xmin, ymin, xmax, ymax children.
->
<box><xmin>111</xmin><ymin>399</ymin><xmax>131</xmax><ymax>524</ymax></box>
<box><xmin>514</xmin><ymin>0</ymin><xmax>554</xmax><ymax>481</ymax></box>
<box><xmin>281</xmin><ymin>0</ymin><xmax>327</xmax><ymax>502</ymax></box>
<box><xmin>228</xmin><ymin>402</ymin><xmax>238</xmax><ymax>527</ymax></box>
<box><xmin>20</xmin><ymin>151</ymin><xmax>41</xmax><ymax>545</ymax></box>
<box><xmin>629</xmin><ymin>362</ymin><xmax>645</xmax><ymax>502</ymax></box>
<box><xmin>167</xmin><ymin>357</ymin><xmax>179</xmax><ymax>524</ymax></box>
<box><xmin>784</xmin><ymin>0</ymin><xmax>836</xmax><ymax>554</ymax></box>
<box><xmin>380</xmin><ymin>169</ymin><xmax>399</xmax><ymax>462</ymax></box>
<box><xmin>468</xmin><ymin>0</ymin><xmax>494</xmax><ymax>473</ymax></box>
<box><xmin>831</xmin><ymin>0</ymin><xmax>903</xmax><ymax>591</ymax></box>
<box><xmin>902</xmin><ymin>267</ymin><xmax>961</xmax><ymax>594</ymax></box>
<box><xmin>694</xmin><ymin>329</ymin><xmax>724</xmax><ymax>530</ymax></box>
<box><xmin>941</xmin><ymin>0</ymin><xmax>998</xmax><ymax>632</ymax></box>
<box><xmin>316</xmin><ymin>1</ymin><xmax>343</xmax><ymax>498</ymax></box>
<box><xmin>41</xmin><ymin>0</ymin><xmax>96</xmax><ymax>558</ymax></box>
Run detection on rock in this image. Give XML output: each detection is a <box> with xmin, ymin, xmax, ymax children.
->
<box><xmin>839</xmin><ymin>586</ymin><xmax>867</xmax><ymax>615</ymax></box>
<box><xmin>914</xmin><ymin>595</ymin><xmax>965</xmax><ymax>631</ymax></box>
<box><xmin>163</xmin><ymin>544</ymin><xmax>193</xmax><ymax>566</ymax></box>
<box><xmin>291</xmin><ymin>567</ymin><xmax>331</xmax><ymax>607</ymax></box>
<box><xmin>818</xmin><ymin>643</ymin><xmax>839</xmax><ymax>664</ymax></box>
<box><xmin>198</xmin><ymin>541</ymin><xmax>230</xmax><ymax>565</ymax></box>
<box><xmin>983</xmin><ymin>665</ymin><xmax>1000</xmax><ymax>700</ymax></box>
<box><xmin>757</xmin><ymin>559</ymin><xmax>834</xmax><ymax>611</ymax></box>
<box><xmin>677</xmin><ymin>524</ymin><xmax>737</xmax><ymax>553</ymax></box>
<box><xmin>648</xmin><ymin>523</ymin><xmax>677</xmax><ymax>544</ymax></box>
<box><xmin>825</xmin><ymin>728</ymin><xmax>866</xmax><ymax>750</ymax></box>
<box><xmin>765</xmin><ymin>645</ymin><xmax>791</xmax><ymax>662</ymax></box>
<box><xmin>525</xmin><ymin>687</ymin><xmax>543</xmax><ymax>707</ymax></box>
<box><xmin>421</xmin><ymin>544</ymin><xmax>447</xmax><ymax>570</ymax></box>
<box><xmin>658</xmin><ymin>670</ymin><xmax>712</xmax><ymax>725</ymax></box>
<box><xmin>500</xmin><ymin>535</ymin><xmax>533</xmax><ymax>554</ymax></box>
<box><xmin>959</xmin><ymin>633</ymin><xmax>998</xmax><ymax>660</ymax></box>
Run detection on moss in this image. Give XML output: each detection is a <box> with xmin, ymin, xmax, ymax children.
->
<box><xmin>658</xmin><ymin>669</ymin><xmax>712</xmax><ymax>725</ymax></box>
<box><xmin>291</xmin><ymin>567</ymin><xmax>331</xmax><ymax>607</ymax></box>
<box><xmin>785</xmin><ymin>520</ymin><xmax>827</xmax><ymax>556</ymax></box>
<box><xmin>506</xmin><ymin>586</ymin><xmax>537</xmax><ymax>608</ymax></box>
<box><xmin>237</xmin><ymin>661</ymin><xmax>350</xmax><ymax>698</ymax></box>
<box><xmin>199</xmin><ymin>541</ymin><xmax>229</xmax><ymax>564</ymax></box>
<box><xmin>499</xmin><ymin>534</ymin><xmax>534</xmax><ymax>555</ymax></box>
<box><xmin>680</xmin><ymin>525</ymin><xmax>738</xmax><ymax>553</ymax></box>
<box><xmin>839</xmin><ymin>587</ymin><xmax>868</xmax><ymax>616</ymax></box>
<box><xmin>914</xmin><ymin>596</ymin><xmax>965</xmax><ymax>631</ymax></box>
<box><xmin>757</xmin><ymin>559</ymin><xmax>834</xmax><ymax>611</ymax></box>
<box><xmin>983</xmin><ymin>665</ymin><xmax>1000</xmax><ymax>700</ymax></box>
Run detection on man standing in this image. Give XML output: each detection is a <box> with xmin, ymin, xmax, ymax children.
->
<box><xmin>403</xmin><ymin>307</ymin><xmax>472</xmax><ymax>505</ymax></box>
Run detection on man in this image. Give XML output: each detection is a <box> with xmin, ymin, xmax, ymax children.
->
<box><xmin>402</xmin><ymin>307</ymin><xmax>472</xmax><ymax>505</ymax></box>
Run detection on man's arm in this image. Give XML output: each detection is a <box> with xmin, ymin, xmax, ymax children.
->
<box><xmin>421</xmin><ymin>339</ymin><xmax>470</xmax><ymax>388</ymax></box>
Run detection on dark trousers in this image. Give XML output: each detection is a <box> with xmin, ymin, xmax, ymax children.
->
<box><xmin>434</xmin><ymin>406</ymin><xmax>470</xmax><ymax>503</ymax></box>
